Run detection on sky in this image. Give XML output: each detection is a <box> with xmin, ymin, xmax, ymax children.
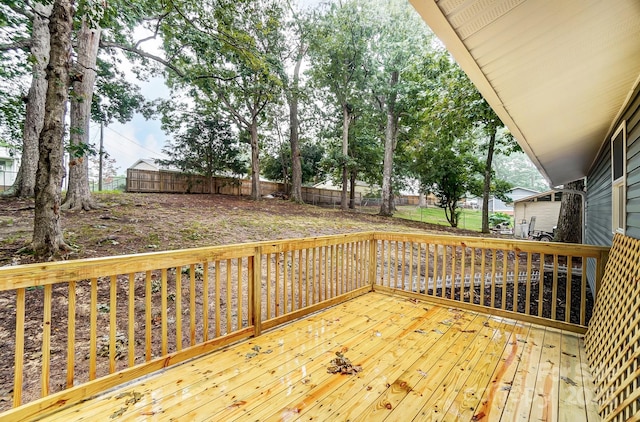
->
<box><xmin>95</xmin><ymin>76</ymin><xmax>170</xmax><ymax>174</ymax></box>
<box><xmin>93</xmin><ymin>0</ymin><xmax>325</xmax><ymax>176</ymax></box>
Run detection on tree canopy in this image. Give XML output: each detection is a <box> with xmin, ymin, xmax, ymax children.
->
<box><xmin>0</xmin><ymin>0</ymin><xmax>553</xmax><ymax>258</ymax></box>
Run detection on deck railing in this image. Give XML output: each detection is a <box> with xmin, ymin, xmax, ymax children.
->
<box><xmin>371</xmin><ymin>232</ymin><xmax>609</xmax><ymax>331</ymax></box>
<box><xmin>0</xmin><ymin>231</ymin><xmax>608</xmax><ymax>420</ymax></box>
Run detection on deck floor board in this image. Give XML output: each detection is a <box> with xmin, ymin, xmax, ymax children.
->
<box><xmin>37</xmin><ymin>292</ymin><xmax>599</xmax><ymax>421</ymax></box>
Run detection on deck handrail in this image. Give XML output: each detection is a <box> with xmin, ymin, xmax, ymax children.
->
<box><xmin>0</xmin><ymin>231</ymin><xmax>609</xmax><ymax>420</ymax></box>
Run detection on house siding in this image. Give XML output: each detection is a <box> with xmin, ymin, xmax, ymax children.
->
<box><xmin>586</xmin><ymin>80</ymin><xmax>640</xmax><ymax>292</ymax></box>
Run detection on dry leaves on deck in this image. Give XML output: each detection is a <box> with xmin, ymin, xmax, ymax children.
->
<box><xmin>327</xmin><ymin>351</ymin><xmax>362</xmax><ymax>375</ymax></box>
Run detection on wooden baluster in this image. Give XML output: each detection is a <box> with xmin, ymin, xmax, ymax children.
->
<box><xmin>266</xmin><ymin>253</ymin><xmax>272</xmax><ymax>319</ymax></box>
<box><xmin>501</xmin><ymin>250</ymin><xmax>508</xmax><ymax>309</ymax></box>
<box><xmin>160</xmin><ymin>270</ymin><xmax>168</xmax><ymax>357</ymax></box>
<box><xmin>237</xmin><ymin>258</ymin><xmax>242</xmax><ymax>329</ymax></box>
<box><xmin>298</xmin><ymin>249</ymin><xmax>303</xmax><ymax>310</ymax></box>
<box><xmin>440</xmin><ymin>245</ymin><xmax>447</xmax><ymax>298</ymax></box>
<box><xmin>189</xmin><ymin>265</ymin><xmax>196</xmax><ymax>345</ymax></box>
<box><xmin>275</xmin><ymin>253</ymin><xmax>281</xmax><ymax>318</ymax></box>
<box><xmin>538</xmin><ymin>253</ymin><xmax>545</xmax><ymax>317</ymax></box>
<box><xmin>552</xmin><ymin>255</ymin><xmax>559</xmax><ymax>320</ymax></box>
<box><xmin>580</xmin><ymin>258</ymin><xmax>587</xmax><ymax>326</ymax></box>
<box><xmin>426</xmin><ymin>244</ymin><xmax>431</xmax><ymax>295</ymax></box>
<box><xmin>305</xmin><ymin>249</ymin><xmax>310</xmax><ymax>306</ymax></box>
<box><xmin>144</xmin><ymin>272</ymin><xmax>151</xmax><ymax>362</ymax></box>
<box><xmin>109</xmin><ymin>275</ymin><xmax>118</xmax><ymax>373</ymax></box>
<box><xmin>513</xmin><ymin>253</ymin><xmax>520</xmax><ymax>313</ymax></box>
<box><xmin>409</xmin><ymin>242</ymin><xmax>414</xmax><ymax>292</ymax></box>
<box><xmin>460</xmin><ymin>246</ymin><xmax>466</xmax><ymax>302</ymax></box>
<box><xmin>566</xmin><ymin>256</ymin><xmax>573</xmax><ymax>323</ymax></box>
<box><xmin>176</xmin><ymin>268</ymin><xmax>182</xmax><ymax>351</ymax></box>
<box><xmin>215</xmin><ymin>262</ymin><xmax>221</xmax><ymax>337</ymax></box>
<box><xmin>127</xmin><ymin>274</ymin><xmax>135</xmax><ymax>366</ymax></box>
<box><xmin>13</xmin><ymin>287</ymin><xmax>25</xmax><ymax>407</ymax></box>
<box><xmin>479</xmin><ymin>249</ymin><xmax>486</xmax><ymax>306</ymax></box>
<box><xmin>42</xmin><ymin>284</ymin><xmax>52</xmax><ymax>396</ymax></box>
<box><xmin>283</xmin><ymin>251</ymin><xmax>288</xmax><ymax>314</ymax></box>
<box><xmin>215</xmin><ymin>261</ymin><xmax>222</xmax><ymax>338</ymax></box>
<box><xmin>226</xmin><ymin>259</ymin><xmax>232</xmax><ymax>333</ymax></box>
<box><xmin>451</xmin><ymin>246</ymin><xmax>457</xmax><ymax>300</ymax></box>
<box><xmin>67</xmin><ymin>280</ymin><xmax>76</xmax><ymax>387</ymax></box>
<box><xmin>525</xmin><ymin>253</ymin><xmax>532</xmax><ymax>316</ymax></box>
<box><xmin>469</xmin><ymin>248</ymin><xmax>475</xmax><ymax>304</ymax></box>
<box><xmin>490</xmin><ymin>250</ymin><xmax>497</xmax><ymax>308</ymax></box>
<box><xmin>203</xmin><ymin>262</ymin><xmax>209</xmax><ymax>341</ymax></box>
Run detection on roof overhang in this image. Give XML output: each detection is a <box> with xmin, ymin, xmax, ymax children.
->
<box><xmin>409</xmin><ymin>0</ymin><xmax>640</xmax><ymax>186</ymax></box>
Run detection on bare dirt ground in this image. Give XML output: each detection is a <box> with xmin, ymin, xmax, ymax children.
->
<box><xmin>0</xmin><ymin>192</ymin><xmax>481</xmax><ymax>267</ymax></box>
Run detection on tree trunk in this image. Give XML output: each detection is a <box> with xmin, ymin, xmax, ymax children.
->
<box><xmin>3</xmin><ymin>3</ymin><xmax>51</xmax><ymax>198</ymax></box>
<box><xmin>32</xmin><ymin>0</ymin><xmax>73</xmax><ymax>260</ymax></box>
<box><xmin>289</xmin><ymin>46</ymin><xmax>304</xmax><ymax>203</ymax></box>
<box><xmin>481</xmin><ymin>128</ymin><xmax>497</xmax><ymax>233</ymax></box>
<box><xmin>349</xmin><ymin>170</ymin><xmax>356</xmax><ymax>209</ymax></box>
<box><xmin>341</xmin><ymin>103</ymin><xmax>350</xmax><ymax>211</ymax></box>
<box><xmin>249</xmin><ymin>120</ymin><xmax>261</xmax><ymax>200</ymax></box>
<box><xmin>379</xmin><ymin>70</ymin><xmax>399</xmax><ymax>217</ymax></box>
<box><xmin>62</xmin><ymin>18</ymin><xmax>100</xmax><ymax>210</ymax></box>
<box><xmin>555</xmin><ymin>179</ymin><xmax>584</xmax><ymax>243</ymax></box>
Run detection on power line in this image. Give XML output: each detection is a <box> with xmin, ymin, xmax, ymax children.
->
<box><xmin>103</xmin><ymin>125</ymin><xmax>165</xmax><ymax>158</ymax></box>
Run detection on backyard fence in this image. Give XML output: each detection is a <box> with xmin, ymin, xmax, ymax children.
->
<box><xmin>126</xmin><ymin>169</ymin><xmax>363</xmax><ymax>206</ymax></box>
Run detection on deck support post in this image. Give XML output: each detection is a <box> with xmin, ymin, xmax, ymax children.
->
<box><xmin>251</xmin><ymin>247</ymin><xmax>263</xmax><ymax>337</ymax></box>
<box><xmin>595</xmin><ymin>249</ymin><xmax>609</xmax><ymax>298</ymax></box>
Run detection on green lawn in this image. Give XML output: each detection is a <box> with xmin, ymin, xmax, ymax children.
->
<box><xmin>392</xmin><ymin>206</ymin><xmax>484</xmax><ymax>231</ymax></box>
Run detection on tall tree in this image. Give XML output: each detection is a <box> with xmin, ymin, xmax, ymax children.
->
<box><xmin>307</xmin><ymin>0</ymin><xmax>372</xmax><ymax>210</ymax></box>
<box><xmin>160</xmin><ymin>0</ymin><xmax>285</xmax><ymax>200</ymax></box>
<box><xmin>555</xmin><ymin>179</ymin><xmax>584</xmax><ymax>243</ymax></box>
<box><xmin>1</xmin><ymin>2</ymin><xmax>52</xmax><ymax>198</ymax></box>
<box><xmin>63</xmin><ymin>9</ymin><xmax>103</xmax><ymax>210</ymax></box>
<box><xmin>369</xmin><ymin>0</ymin><xmax>432</xmax><ymax>216</ymax></box>
<box><xmin>32</xmin><ymin>0</ymin><xmax>73</xmax><ymax>259</ymax></box>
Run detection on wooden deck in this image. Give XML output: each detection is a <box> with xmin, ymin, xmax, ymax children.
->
<box><xmin>35</xmin><ymin>292</ymin><xmax>598</xmax><ymax>421</ymax></box>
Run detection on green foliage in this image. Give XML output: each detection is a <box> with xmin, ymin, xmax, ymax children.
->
<box><xmin>262</xmin><ymin>142</ymin><xmax>325</xmax><ymax>185</ymax></box>
<box><xmin>156</xmin><ymin>105</ymin><xmax>247</xmax><ymax>179</ymax></box>
<box><xmin>489</xmin><ymin>212</ymin><xmax>512</xmax><ymax>227</ymax></box>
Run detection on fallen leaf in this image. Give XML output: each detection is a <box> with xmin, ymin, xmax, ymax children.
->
<box><xmin>561</xmin><ymin>376</ymin><xmax>578</xmax><ymax>386</ymax></box>
<box><xmin>562</xmin><ymin>351</ymin><xmax>577</xmax><ymax>358</ymax></box>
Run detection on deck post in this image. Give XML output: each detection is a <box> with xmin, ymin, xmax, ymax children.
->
<box><xmin>595</xmin><ymin>249</ymin><xmax>609</xmax><ymax>298</ymax></box>
<box><xmin>251</xmin><ymin>247</ymin><xmax>263</xmax><ymax>337</ymax></box>
<box><xmin>368</xmin><ymin>234</ymin><xmax>377</xmax><ymax>291</ymax></box>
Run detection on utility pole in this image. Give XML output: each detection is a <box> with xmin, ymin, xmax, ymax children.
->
<box><xmin>98</xmin><ymin>122</ymin><xmax>104</xmax><ymax>191</ymax></box>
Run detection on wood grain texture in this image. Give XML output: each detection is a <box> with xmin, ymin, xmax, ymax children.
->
<box><xmin>24</xmin><ymin>293</ymin><xmax>597</xmax><ymax>422</ymax></box>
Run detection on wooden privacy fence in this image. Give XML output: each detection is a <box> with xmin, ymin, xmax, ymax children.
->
<box><xmin>0</xmin><ymin>232</ymin><xmax>608</xmax><ymax>419</ymax></box>
<box><xmin>125</xmin><ymin>169</ymin><xmax>362</xmax><ymax>205</ymax></box>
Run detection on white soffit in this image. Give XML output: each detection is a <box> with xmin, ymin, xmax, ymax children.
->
<box><xmin>409</xmin><ymin>0</ymin><xmax>640</xmax><ymax>186</ymax></box>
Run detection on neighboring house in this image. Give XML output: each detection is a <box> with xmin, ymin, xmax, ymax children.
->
<box><xmin>129</xmin><ymin>158</ymin><xmax>163</xmax><ymax>172</ymax></box>
<box><xmin>484</xmin><ymin>187</ymin><xmax>539</xmax><ymax>215</ymax></box>
<box><xmin>410</xmin><ymin>0</ymin><xmax>640</xmax><ymax>293</ymax></box>
<box><xmin>0</xmin><ymin>144</ymin><xmax>20</xmax><ymax>191</ymax></box>
<box><xmin>514</xmin><ymin>191</ymin><xmax>563</xmax><ymax>236</ymax></box>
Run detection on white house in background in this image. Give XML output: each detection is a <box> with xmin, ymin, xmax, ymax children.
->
<box><xmin>129</xmin><ymin>158</ymin><xmax>163</xmax><ymax>172</ymax></box>
<box><xmin>477</xmin><ymin>187</ymin><xmax>539</xmax><ymax>215</ymax></box>
<box><xmin>514</xmin><ymin>191</ymin><xmax>563</xmax><ymax>235</ymax></box>
<box><xmin>0</xmin><ymin>144</ymin><xmax>20</xmax><ymax>190</ymax></box>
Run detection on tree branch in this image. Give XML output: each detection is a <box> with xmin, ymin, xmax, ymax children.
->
<box><xmin>99</xmin><ymin>40</ymin><xmax>239</xmax><ymax>83</ymax></box>
<box><xmin>0</xmin><ymin>39</ymin><xmax>31</xmax><ymax>52</ymax></box>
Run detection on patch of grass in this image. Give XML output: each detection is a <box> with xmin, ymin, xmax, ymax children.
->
<box><xmin>393</xmin><ymin>206</ymin><xmax>483</xmax><ymax>231</ymax></box>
